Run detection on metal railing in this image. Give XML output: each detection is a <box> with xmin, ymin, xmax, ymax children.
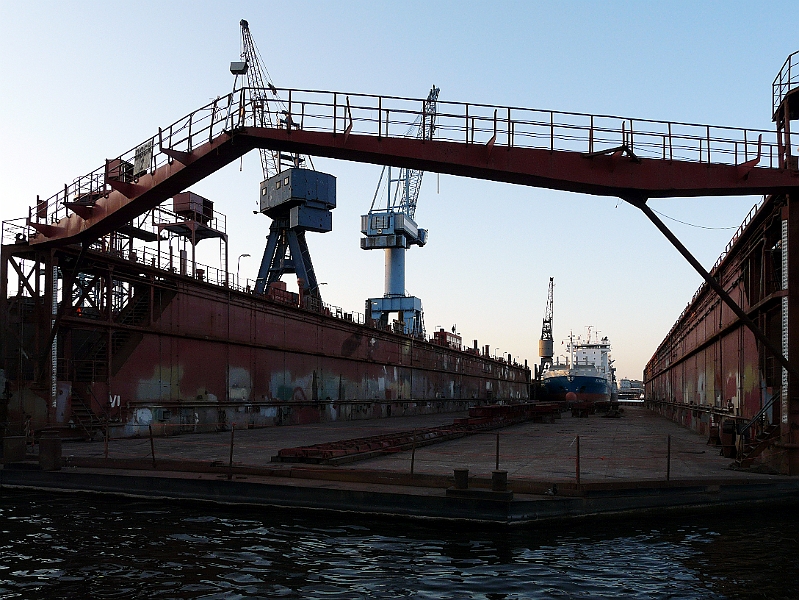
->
<box><xmin>773</xmin><ymin>50</ymin><xmax>799</xmax><ymax>118</ymax></box>
<box><xmin>17</xmin><ymin>87</ymin><xmax>785</xmax><ymax>242</ymax></box>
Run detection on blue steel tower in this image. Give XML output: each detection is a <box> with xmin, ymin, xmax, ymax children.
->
<box><xmin>361</xmin><ymin>86</ymin><xmax>439</xmax><ymax>338</ymax></box>
<box><xmin>235</xmin><ymin>19</ymin><xmax>334</xmax><ymax>302</ymax></box>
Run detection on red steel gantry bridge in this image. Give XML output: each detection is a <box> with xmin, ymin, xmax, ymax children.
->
<box><xmin>4</xmin><ymin>51</ymin><xmax>799</xmax><ymax>471</ymax></box>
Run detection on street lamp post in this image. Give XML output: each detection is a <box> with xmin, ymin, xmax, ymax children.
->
<box><xmin>237</xmin><ymin>253</ymin><xmax>250</xmax><ymax>288</ymax></box>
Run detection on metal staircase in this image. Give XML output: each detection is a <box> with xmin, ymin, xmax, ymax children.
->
<box><xmin>69</xmin><ymin>387</ymin><xmax>104</xmax><ymax>440</ymax></box>
<box><xmin>735</xmin><ymin>423</ymin><xmax>780</xmax><ymax>468</ymax></box>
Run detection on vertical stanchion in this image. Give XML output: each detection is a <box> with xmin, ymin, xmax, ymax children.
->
<box><xmin>104</xmin><ymin>421</ymin><xmax>109</xmax><ymax>459</ymax></box>
<box><xmin>410</xmin><ymin>430</ymin><xmax>416</xmax><ymax>477</ymax></box>
<box><xmin>496</xmin><ymin>433</ymin><xmax>500</xmax><ymax>470</ymax></box>
<box><xmin>228</xmin><ymin>424</ymin><xmax>236</xmax><ymax>481</ymax></box>
<box><xmin>576</xmin><ymin>435</ymin><xmax>581</xmax><ymax>485</ymax></box>
<box><xmin>148</xmin><ymin>424</ymin><xmax>156</xmax><ymax>468</ymax></box>
<box><xmin>666</xmin><ymin>434</ymin><xmax>671</xmax><ymax>481</ymax></box>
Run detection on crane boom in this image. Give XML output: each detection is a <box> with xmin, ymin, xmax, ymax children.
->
<box><xmin>237</xmin><ymin>19</ymin><xmax>311</xmax><ymax>178</ymax></box>
<box><xmin>237</xmin><ymin>19</ymin><xmax>282</xmax><ymax>179</ymax></box>
<box><xmin>368</xmin><ymin>85</ymin><xmax>440</xmax><ymax>219</ymax></box>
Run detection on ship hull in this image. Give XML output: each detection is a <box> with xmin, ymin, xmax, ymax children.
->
<box><xmin>542</xmin><ymin>374</ymin><xmax>611</xmax><ymax>403</ymax></box>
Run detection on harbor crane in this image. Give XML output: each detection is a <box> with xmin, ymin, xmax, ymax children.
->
<box><xmin>538</xmin><ymin>277</ymin><xmax>554</xmax><ymax>377</ymax></box>
<box><xmin>361</xmin><ymin>85</ymin><xmax>440</xmax><ymax>337</ymax></box>
<box><xmin>235</xmin><ymin>19</ymin><xmax>335</xmax><ymax>302</ymax></box>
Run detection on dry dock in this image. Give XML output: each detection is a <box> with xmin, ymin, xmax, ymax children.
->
<box><xmin>2</xmin><ymin>406</ymin><xmax>797</xmax><ymax>525</ymax></box>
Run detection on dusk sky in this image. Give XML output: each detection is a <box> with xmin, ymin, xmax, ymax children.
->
<box><xmin>1</xmin><ymin>1</ymin><xmax>796</xmax><ymax>379</ymax></box>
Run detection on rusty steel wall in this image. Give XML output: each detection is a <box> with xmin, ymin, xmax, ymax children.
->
<box><xmin>0</xmin><ymin>244</ymin><xmax>530</xmax><ymax>440</ymax></box>
<box><xmin>644</xmin><ymin>193</ymin><xmax>794</xmax><ymax>472</ymax></box>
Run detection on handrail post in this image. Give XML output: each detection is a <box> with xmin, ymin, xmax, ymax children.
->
<box><xmin>707</xmin><ymin>125</ymin><xmax>711</xmax><ymax>163</ymax></box>
<box><xmin>209</xmin><ymin>97</ymin><xmax>218</xmax><ymax>143</ymax></box>
<box><xmin>148</xmin><ymin>424</ymin><xmax>156</xmax><ymax>468</ymax></box>
<box><xmin>507</xmin><ymin>107</ymin><xmax>511</xmax><ymax>149</ymax></box>
<box><xmin>187</xmin><ymin>112</ymin><xmax>193</xmax><ymax>153</ymax></box>
<box><xmin>550</xmin><ymin>111</ymin><xmax>554</xmax><ymax>151</ymax></box>
<box><xmin>744</xmin><ymin>129</ymin><xmax>748</xmax><ymax>162</ymax></box>
<box><xmin>378</xmin><ymin>96</ymin><xmax>382</xmax><ymax>139</ymax></box>
<box><xmin>287</xmin><ymin>90</ymin><xmax>292</xmax><ymax>134</ymax></box>
<box><xmin>668</xmin><ymin>122</ymin><xmax>673</xmax><ymax>160</ymax></box>
<box><xmin>465</xmin><ymin>104</ymin><xmax>469</xmax><ymax>143</ymax></box>
<box><xmin>421</xmin><ymin>100</ymin><xmax>426</xmax><ymax>141</ymax></box>
<box><xmin>666</xmin><ymin>434</ymin><xmax>671</xmax><ymax>481</ymax></box>
<box><xmin>228</xmin><ymin>423</ymin><xmax>235</xmax><ymax>480</ymax></box>
<box><xmin>410</xmin><ymin>430</ymin><xmax>416</xmax><ymax>476</ymax></box>
<box><xmin>333</xmin><ymin>92</ymin><xmax>337</xmax><ymax>137</ymax></box>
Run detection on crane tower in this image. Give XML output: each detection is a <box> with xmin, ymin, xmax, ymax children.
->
<box><xmin>361</xmin><ymin>86</ymin><xmax>439</xmax><ymax>337</ymax></box>
<box><xmin>234</xmin><ymin>19</ymin><xmax>335</xmax><ymax>301</ymax></box>
<box><xmin>539</xmin><ymin>277</ymin><xmax>554</xmax><ymax>374</ymax></box>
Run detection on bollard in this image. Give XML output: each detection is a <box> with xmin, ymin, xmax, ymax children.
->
<box><xmin>453</xmin><ymin>468</ymin><xmax>469</xmax><ymax>490</ymax></box>
<box><xmin>38</xmin><ymin>429</ymin><xmax>62</xmax><ymax>471</ymax></box>
<box><xmin>491</xmin><ymin>470</ymin><xmax>508</xmax><ymax>492</ymax></box>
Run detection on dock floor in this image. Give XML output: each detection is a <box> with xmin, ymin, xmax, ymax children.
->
<box><xmin>2</xmin><ymin>406</ymin><xmax>795</xmax><ymax>524</ymax></box>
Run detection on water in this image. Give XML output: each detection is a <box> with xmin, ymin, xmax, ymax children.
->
<box><xmin>1</xmin><ymin>490</ymin><xmax>797</xmax><ymax>599</ymax></box>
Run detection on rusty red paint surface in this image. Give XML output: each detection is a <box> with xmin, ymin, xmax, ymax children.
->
<box><xmin>1</xmin><ymin>246</ymin><xmax>530</xmax><ymax>438</ymax></box>
<box><xmin>643</xmin><ymin>193</ymin><xmax>799</xmax><ymax>472</ymax></box>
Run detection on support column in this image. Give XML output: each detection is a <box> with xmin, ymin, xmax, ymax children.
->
<box><xmin>785</xmin><ymin>197</ymin><xmax>799</xmax><ymax>473</ymax></box>
<box><xmin>0</xmin><ymin>246</ymin><xmax>9</xmax><ymax>375</ymax></box>
<box><xmin>385</xmin><ymin>247</ymin><xmax>405</xmax><ymax>296</ymax></box>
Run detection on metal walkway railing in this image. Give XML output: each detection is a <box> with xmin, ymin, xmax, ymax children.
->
<box><xmin>773</xmin><ymin>50</ymin><xmax>799</xmax><ymax>118</ymax></box>
<box><xmin>19</xmin><ymin>86</ymin><xmax>785</xmax><ymax>238</ymax></box>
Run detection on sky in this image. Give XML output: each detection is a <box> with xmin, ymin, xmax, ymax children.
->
<box><xmin>1</xmin><ymin>1</ymin><xmax>796</xmax><ymax>380</ymax></box>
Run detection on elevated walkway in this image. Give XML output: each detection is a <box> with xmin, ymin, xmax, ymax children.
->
<box><xmin>16</xmin><ymin>87</ymin><xmax>797</xmax><ymax>249</ymax></box>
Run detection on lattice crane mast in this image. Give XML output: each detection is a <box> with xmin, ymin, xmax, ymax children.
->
<box><xmin>235</xmin><ymin>19</ymin><xmax>309</xmax><ymax>176</ymax></box>
<box><xmin>539</xmin><ymin>277</ymin><xmax>554</xmax><ymax>375</ymax></box>
<box><xmin>233</xmin><ymin>19</ymin><xmax>335</xmax><ymax>302</ymax></box>
<box><xmin>360</xmin><ymin>85</ymin><xmax>439</xmax><ymax>337</ymax></box>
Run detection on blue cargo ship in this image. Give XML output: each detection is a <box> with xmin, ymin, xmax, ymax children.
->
<box><xmin>542</xmin><ymin>330</ymin><xmax>616</xmax><ymax>403</ymax></box>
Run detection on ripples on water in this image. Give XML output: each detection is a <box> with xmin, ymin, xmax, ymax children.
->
<box><xmin>1</xmin><ymin>490</ymin><xmax>797</xmax><ymax>599</ymax></box>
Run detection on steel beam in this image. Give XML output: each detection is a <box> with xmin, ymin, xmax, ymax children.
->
<box><xmin>629</xmin><ymin>196</ymin><xmax>798</xmax><ymax>381</ymax></box>
<box><xmin>26</xmin><ymin>126</ymin><xmax>799</xmax><ymax>249</ymax></box>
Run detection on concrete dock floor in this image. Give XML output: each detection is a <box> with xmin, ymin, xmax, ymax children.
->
<box><xmin>56</xmin><ymin>406</ymin><xmax>775</xmax><ymax>481</ymax></box>
<box><xmin>2</xmin><ymin>406</ymin><xmax>795</xmax><ymax>524</ymax></box>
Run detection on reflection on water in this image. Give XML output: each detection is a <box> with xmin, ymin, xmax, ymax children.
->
<box><xmin>0</xmin><ymin>489</ymin><xmax>797</xmax><ymax>599</ymax></box>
